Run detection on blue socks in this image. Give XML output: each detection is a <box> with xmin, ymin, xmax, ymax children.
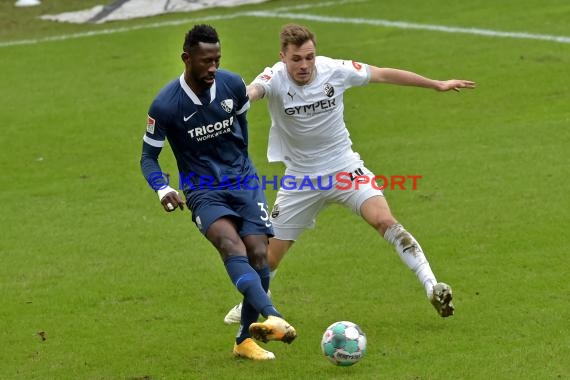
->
<box><xmin>224</xmin><ymin>255</ymin><xmax>281</xmax><ymax>344</ymax></box>
<box><xmin>224</xmin><ymin>255</ymin><xmax>281</xmax><ymax>318</ymax></box>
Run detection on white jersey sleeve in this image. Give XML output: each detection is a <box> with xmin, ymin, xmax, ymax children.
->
<box><xmin>252</xmin><ymin>66</ymin><xmax>277</xmax><ymax>96</ymax></box>
<box><xmin>329</xmin><ymin>58</ymin><xmax>370</xmax><ymax>88</ymax></box>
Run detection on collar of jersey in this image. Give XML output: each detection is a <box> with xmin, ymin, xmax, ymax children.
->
<box><xmin>179</xmin><ymin>73</ymin><xmax>216</xmax><ymax>105</ymax></box>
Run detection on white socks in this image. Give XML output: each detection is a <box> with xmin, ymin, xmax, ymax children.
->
<box><xmin>384</xmin><ymin>223</ymin><xmax>437</xmax><ymax>297</ymax></box>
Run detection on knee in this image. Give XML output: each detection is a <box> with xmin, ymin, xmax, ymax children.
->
<box><xmin>212</xmin><ymin>235</ymin><xmax>243</xmax><ymax>256</ymax></box>
<box><xmin>247</xmin><ymin>243</ymin><xmax>269</xmax><ymax>269</ymax></box>
<box><xmin>361</xmin><ymin>196</ymin><xmax>398</xmax><ymax>235</ymax></box>
<box><xmin>372</xmin><ymin>216</ymin><xmax>398</xmax><ymax>236</ymax></box>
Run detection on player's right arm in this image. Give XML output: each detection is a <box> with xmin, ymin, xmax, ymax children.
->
<box><xmin>140</xmin><ymin>113</ymin><xmax>184</xmax><ymax>212</ymax></box>
<box><xmin>247</xmin><ymin>66</ymin><xmax>276</xmax><ymax>102</ymax></box>
<box><xmin>246</xmin><ymin>83</ymin><xmax>266</xmax><ymax>102</ymax></box>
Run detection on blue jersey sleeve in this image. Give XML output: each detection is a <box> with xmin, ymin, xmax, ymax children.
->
<box><xmin>234</xmin><ymin>77</ymin><xmax>250</xmax><ymax>143</ymax></box>
<box><xmin>140</xmin><ymin>109</ymin><xmax>167</xmax><ymax>189</ymax></box>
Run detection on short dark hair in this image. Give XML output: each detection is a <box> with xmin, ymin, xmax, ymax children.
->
<box><xmin>183</xmin><ymin>24</ymin><xmax>219</xmax><ymax>52</ymax></box>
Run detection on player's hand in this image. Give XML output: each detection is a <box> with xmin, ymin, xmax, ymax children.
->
<box><xmin>437</xmin><ymin>79</ymin><xmax>476</xmax><ymax>92</ymax></box>
<box><xmin>157</xmin><ymin>186</ymin><xmax>185</xmax><ymax>212</ymax></box>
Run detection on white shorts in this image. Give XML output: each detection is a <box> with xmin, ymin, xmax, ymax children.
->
<box><xmin>270</xmin><ymin>163</ymin><xmax>384</xmax><ymax>241</ymax></box>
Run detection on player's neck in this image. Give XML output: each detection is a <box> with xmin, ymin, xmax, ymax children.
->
<box><xmin>184</xmin><ymin>73</ymin><xmax>209</xmax><ymax>96</ymax></box>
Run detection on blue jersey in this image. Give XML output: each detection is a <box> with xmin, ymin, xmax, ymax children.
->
<box><xmin>141</xmin><ymin>70</ymin><xmax>256</xmax><ymax>195</ymax></box>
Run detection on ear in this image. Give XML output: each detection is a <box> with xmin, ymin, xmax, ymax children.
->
<box><xmin>181</xmin><ymin>51</ymin><xmax>190</xmax><ymax>63</ymax></box>
<box><xmin>279</xmin><ymin>51</ymin><xmax>285</xmax><ymax>62</ymax></box>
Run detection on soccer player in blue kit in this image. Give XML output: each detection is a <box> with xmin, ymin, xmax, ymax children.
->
<box><xmin>140</xmin><ymin>24</ymin><xmax>295</xmax><ymax>360</ymax></box>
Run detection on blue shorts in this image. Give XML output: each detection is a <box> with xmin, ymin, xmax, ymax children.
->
<box><xmin>185</xmin><ymin>187</ymin><xmax>274</xmax><ymax>237</ymax></box>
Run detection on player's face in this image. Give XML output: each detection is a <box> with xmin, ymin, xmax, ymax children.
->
<box><xmin>182</xmin><ymin>42</ymin><xmax>221</xmax><ymax>92</ymax></box>
<box><xmin>280</xmin><ymin>40</ymin><xmax>316</xmax><ymax>86</ymax></box>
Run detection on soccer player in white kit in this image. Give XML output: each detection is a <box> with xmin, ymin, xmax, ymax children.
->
<box><xmin>224</xmin><ymin>24</ymin><xmax>475</xmax><ymax>323</ymax></box>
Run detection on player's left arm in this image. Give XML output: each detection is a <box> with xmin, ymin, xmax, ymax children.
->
<box><xmin>368</xmin><ymin>66</ymin><xmax>476</xmax><ymax>92</ymax></box>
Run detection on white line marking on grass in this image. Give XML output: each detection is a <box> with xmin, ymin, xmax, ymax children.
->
<box><xmin>0</xmin><ymin>13</ymin><xmax>243</xmax><ymax>48</ymax></box>
<box><xmin>0</xmin><ymin>0</ymin><xmax>356</xmax><ymax>48</ymax></box>
<box><xmin>1</xmin><ymin>0</ymin><xmax>569</xmax><ymax>48</ymax></box>
<box><xmin>271</xmin><ymin>0</ymin><xmax>367</xmax><ymax>12</ymax></box>
<box><xmin>249</xmin><ymin>11</ymin><xmax>570</xmax><ymax>44</ymax></box>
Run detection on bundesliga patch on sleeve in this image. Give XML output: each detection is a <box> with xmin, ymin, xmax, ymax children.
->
<box><xmin>258</xmin><ymin>69</ymin><xmax>273</xmax><ymax>82</ymax></box>
<box><xmin>146</xmin><ymin>115</ymin><xmax>155</xmax><ymax>134</ymax></box>
<box><xmin>352</xmin><ymin>61</ymin><xmax>363</xmax><ymax>71</ymax></box>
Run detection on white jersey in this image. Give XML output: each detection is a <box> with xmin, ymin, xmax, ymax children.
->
<box><xmin>252</xmin><ymin>56</ymin><xmax>371</xmax><ymax>174</ymax></box>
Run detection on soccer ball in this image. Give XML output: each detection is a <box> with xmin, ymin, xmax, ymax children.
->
<box><xmin>321</xmin><ymin>321</ymin><xmax>367</xmax><ymax>366</ymax></box>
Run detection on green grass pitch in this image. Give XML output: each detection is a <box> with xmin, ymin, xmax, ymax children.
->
<box><xmin>1</xmin><ymin>0</ymin><xmax>569</xmax><ymax>379</ymax></box>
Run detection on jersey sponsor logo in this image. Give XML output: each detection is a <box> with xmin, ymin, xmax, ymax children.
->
<box><xmin>187</xmin><ymin>116</ymin><xmax>234</xmax><ymax>141</ymax></box>
<box><xmin>284</xmin><ymin>98</ymin><xmax>337</xmax><ymax>116</ymax></box>
<box><xmin>323</xmin><ymin>83</ymin><xmax>335</xmax><ymax>97</ymax></box>
<box><xmin>352</xmin><ymin>60</ymin><xmax>363</xmax><ymax>70</ymax></box>
<box><xmin>220</xmin><ymin>99</ymin><xmax>233</xmax><ymax>113</ymax></box>
<box><xmin>287</xmin><ymin>89</ymin><xmax>296</xmax><ymax>100</ymax></box>
<box><xmin>146</xmin><ymin>115</ymin><xmax>156</xmax><ymax>134</ymax></box>
<box><xmin>184</xmin><ymin>111</ymin><xmax>197</xmax><ymax>122</ymax></box>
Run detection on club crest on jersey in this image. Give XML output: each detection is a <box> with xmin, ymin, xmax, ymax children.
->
<box><xmin>146</xmin><ymin>115</ymin><xmax>156</xmax><ymax>134</ymax></box>
<box><xmin>323</xmin><ymin>83</ymin><xmax>335</xmax><ymax>98</ymax></box>
<box><xmin>220</xmin><ymin>99</ymin><xmax>233</xmax><ymax>113</ymax></box>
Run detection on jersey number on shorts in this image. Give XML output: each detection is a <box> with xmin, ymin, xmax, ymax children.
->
<box><xmin>257</xmin><ymin>202</ymin><xmax>272</xmax><ymax>228</ymax></box>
